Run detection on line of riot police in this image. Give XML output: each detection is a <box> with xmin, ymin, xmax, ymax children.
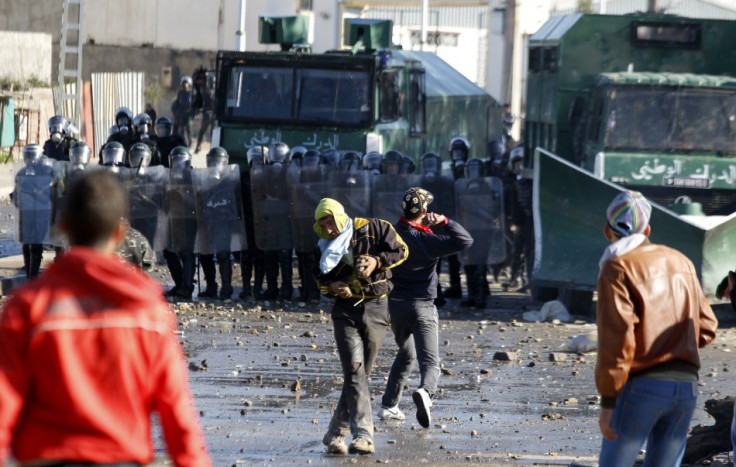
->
<box><xmin>14</xmin><ymin>139</ymin><xmax>244</xmax><ymax>302</ymax></box>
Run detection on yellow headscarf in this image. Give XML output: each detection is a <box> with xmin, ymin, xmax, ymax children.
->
<box><xmin>313</xmin><ymin>198</ymin><xmax>350</xmax><ymax>239</ymax></box>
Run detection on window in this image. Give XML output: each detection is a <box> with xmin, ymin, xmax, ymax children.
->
<box><xmin>408</xmin><ymin>68</ymin><xmax>426</xmax><ymax>136</ymax></box>
<box><xmin>379</xmin><ymin>69</ymin><xmax>403</xmax><ymax>122</ymax></box>
<box><xmin>296</xmin><ymin>69</ymin><xmax>371</xmax><ymax>125</ymax></box>
<box><xmin>631</xmin><ymin>21</ymin><xmax>702</xmax><ymax>49</ymax></box>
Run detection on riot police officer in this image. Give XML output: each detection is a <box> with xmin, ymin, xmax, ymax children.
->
<box><xmin>155</xmin><ymin>116</ymin><xmax>187</xmax><ymax>167</ymax></box>
<box><xmin>43</xmin><ymin>116</ymin><xmax>77</xmax><ymax>161</ymax></box>
<box><xmin>504</xmin><ymin>144</ymin><xmax>533</xmax><ymax>290</ymax></box>
<box><xmin>196</xmin><ymin>147</ymin><xmax>241</xmax><ymax>300</ymax></box>
<box><xmin>106</xmin><ymin>107</ymin><xmax>136</xmax><ymax>153</ymax></box>
<box><xmin>239</xmin><ymin>145</ymin><xmax>268</xmax><ymax>300</ymax></box>
<box><xmin>172</xmin><ymin>76</ymin><xmax>195</xmax><ymax>147</ymax></box>
<box><xmin>163</xmin><ymin>146</ymin><xmax>198</xmax><ymax>300</ymax></box>
<box><xmin>14</xmin><ymin>144</ymin><xmax>54</xmax><ymax>279</ymax></box>
<box><xmin>443</xmin><ymin>136</ymin><xmax>471</xmax><ymax>299</ymax></box>
<box><xmin>131</xmin><ymin>113</ymin><xmax>162</xmax><ymax>166</ymax></box>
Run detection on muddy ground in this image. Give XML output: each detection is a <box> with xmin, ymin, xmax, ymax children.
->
<box><xmin>158</xmin><ymin>266</ymin><xmax>736</xmax><ymax>467</ymax></box>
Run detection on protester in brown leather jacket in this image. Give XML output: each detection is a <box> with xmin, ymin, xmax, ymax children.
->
<box><xmin>596</xmin><ymin>190</ymin><xmax>717</xmax><ymax>467</ymax></box>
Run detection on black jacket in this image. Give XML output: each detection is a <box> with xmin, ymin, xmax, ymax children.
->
<box><xmin>390</xmin><ymin>219</ymin><xmax>473</xmax><ymax>300</ymax></box>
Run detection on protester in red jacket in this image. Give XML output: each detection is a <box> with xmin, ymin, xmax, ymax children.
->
<box><xmin>0</xmin><ymin>171</ymin><xmax>211</xmax><ymax>466</ymax></box>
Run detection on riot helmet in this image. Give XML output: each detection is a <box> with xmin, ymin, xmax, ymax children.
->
<box><xmin>289</xmin><ymin>146</ymin><xmax>308</xmax><ymax>167</ymax></box>
<box><xmin>269</xmin><ymin>142</ymin><xmax>290</xmax><ymax>167</ymax></box>
<box><xmin>206</xmin><ymin>146</ymin><xmax>229</xmax><ymax>170</ymax></box>
<box><xmin>48</xmin><ymin>116</ymin><xmax>68</xmax><ymax>143</ymax></box>
<box><xmin>382</xmin><ymin>150</ymin><xmax>403</xmax><ymax>175</ymax></box>
<box><xmin>133</xmin><ymin>113</ymin><xmax>153</xmax><ymax>138</ymax></box>
<box><xmin>101</xmin><ymin>141</ymin><xmax>126</xmax><ymax>167</ymax></box>
<box><xmin>115</xmin><ymin>107</ymin><xmax>133</xmax><ymax>134</ymax></box>
<box><xmin>169</xmin><ymin>146</ymin><xmax>192</xmax><ymax>171</ymax></box>
<box><xmin>449</xmin><ymin>136</ymin><xmax>470</xmax><ymax>159</ymax></box>
<box><xmin>69</xmin><ymin>141</ymin><xmax>91</xmax><ymax>168</ymax></box>
<box><xmin>246</xmin><ymin>145</ymin><xmax>269</xmax><ymax>168</ymax></box>
<box><xmin>128</xmin><ymin>142</ymin><xmax>152</xmax><ymax>169</ymax></box>
<box><xmin>400</xmin><ymin>155</ymin><xmax>416</xmax><ymax>174</ymax></box>
<box><xmin>302</xmin><ymin>149</ymin><xmax>321</xmax><ymax>169</ymax></box>
<box><xmin>420</xmin><ymin>152</ymin><xmax>442</xmax><ymax>182</ymax></box>
<box><xmin>181</xmin><ymin>75</ymin><xmax>193</xmax><ymax>88</ymax></box>
<box><xmin>508</xmin><ymin>144</ymin><xmax>524</xmax><ymax>174</ymax></box>
<box><xmin>464</xmin><ymin>158</ymin><xmax>485</xmax><ymax>179</ymax></box>
<box><xmin>320</xmin><ymin>149</ymin><xmax>341</xmax><ymax>170</ymax></box>
<box><xmin>155</xmin><ymin>116</ymin><xmax>173</xmax><ymax>137</ymax></box>
<box><xmin>22</xmin><ymin>144</ymin><xmax>44</xmax><ymax>166</ymax></box>
<box><xmin>339</xmin><ymin>151</ymin><xmax>362</xmax><ymax>173</ymax></box>
<box><xmin>362</xmin><ymin>151</ymin><xmax>383</xmax><ymax>175</ymax></box>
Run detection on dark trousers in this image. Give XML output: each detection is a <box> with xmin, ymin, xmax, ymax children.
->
<box><xmin>264</xmin><ymin>249</ymin><xmax>293</xmax><ymax>299</ymax></box>
<box><xmin>326</xmin><ymin>297</ymin><xmax>390</xmax><ymax>442</ymax></box>
<box><xmin>22</xmin><ymin>243</ymin><xmax>43</xmax><ymax>279</ymax></box>
<box><xmin>296</xmin><ymin>250</ymin><xmax>320</xmax><ymax>301</ymax></box>
<box><xmin>163</xmin><ymin>248</ymin><xmax>195</xmax><ymax>294</ymax></box>
<box><xmin>200</xmin><ymin>251</ymin><xmax>233</xmax><ymax>294</ymax></box>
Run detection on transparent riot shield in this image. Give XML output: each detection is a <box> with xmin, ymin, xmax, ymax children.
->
<box><xmin>15</xmin><ymin>164</ymin><xmax>54</xmax><ymax>244</ymax></box>
<box><xmin>371</xmin><ymin>173</ymin><xmax>413</xmax><ymax>223</ymax></box>
<box><xmin>418</xmin><ymin>169</ymin><xmax>456</xmax><ymax>219</ymax></box>
<box><xmin>330</xmin><ymin>170</ymin><xmax>371</xmax><ymax>219</ymax></box>
<box><xmin>289</xmin><ymin>164</ymin><xmax>332</xmax><ymax>253</ymax></box>
<box><xmin>455</xmin><ymin>176</ymin><xmax>506</xmax><ymax>265</ymax></box>
<box><xmin>251</xmin><ymin>164</ymin><xmax>293</xmax><ymax>250</ymax></box>
<box><xmin>49</xmin><ymin>161</ymin><xmax>71</xmax><ymax>248</ymax></box>
<box><xmin>127</xmin><ymin>166</ymin><xmax>167</xmax><ymax>252</ymax></box>
<box><xmin>164</xmin><ymin>168</ymin><xmax>198</xmax><ymax>252</ymax></box>
<box><xmin>194</xmin><ymin>165</ymin><xmax>245</xmax><ymax>254</ymax></box>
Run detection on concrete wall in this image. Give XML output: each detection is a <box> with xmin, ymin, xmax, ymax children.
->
<box><xmin>0</xmin><ymin>31</ymin><xmax>52</xmax><ymax>84</ymax></box>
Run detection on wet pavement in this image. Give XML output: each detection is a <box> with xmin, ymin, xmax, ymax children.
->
<box><xmin>169</xmin><ymin>289</ymin><xmax>736</xmax><ymax>466</ymax></box>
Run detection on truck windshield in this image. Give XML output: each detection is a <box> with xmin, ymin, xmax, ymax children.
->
<box><xmin>603</xmin><ymin>86</ymin><xmax>736</xmax><ymax>154</ymax></box>
<box><xmin>224</xmin><ymin>66</ymin><xmax>372</xmax><ymax>127</ymax></box>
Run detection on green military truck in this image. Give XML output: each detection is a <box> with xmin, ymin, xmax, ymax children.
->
<box><xmin>212</xmin><ymin>16</ymin><xmax>502</xmax><ymax>164</ymax></box>
<box><xmin>525</xmin><ymin>13</ymin><xmax>736</xmax><ymax>311</ymax></box>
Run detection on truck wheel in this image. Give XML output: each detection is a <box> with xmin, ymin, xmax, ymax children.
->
<box><xmin>531</xmin><ymin>284</ymin><xmax>558</xmax><ymax>302</ymax></box>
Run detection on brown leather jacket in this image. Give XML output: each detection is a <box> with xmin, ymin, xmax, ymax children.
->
<box><xmin>595</xmin><ymin>240</ymin><xmax>718</xmax><ymax>407</ymax></box>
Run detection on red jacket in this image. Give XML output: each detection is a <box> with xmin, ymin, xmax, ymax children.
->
<box><xmin>0</xmin><ymin>248</ymin><xmax>210</xmax><ymax>466</ymax></box>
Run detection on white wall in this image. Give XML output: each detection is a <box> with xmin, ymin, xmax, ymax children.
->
<box><xmin>0</xmin><ymin>31</ymin><xmax>52</xmax><ymax>84</ymax></box>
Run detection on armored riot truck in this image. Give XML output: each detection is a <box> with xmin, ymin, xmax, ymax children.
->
<box><xmin>212</xmin><ymin>17</ymin><xmax>502</xmax><ymax>164</ymax></box>
<box><xmin>525</xmin><ymin>13</ymin><xmax>736</xmax><ymax>311</ymax></box>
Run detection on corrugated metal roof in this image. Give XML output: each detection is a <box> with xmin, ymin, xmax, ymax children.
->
<box><xmin>392</xmin><ymin>49</ymin><xmax>488</xmax><ymax>96</ymax></box>
<box><xmin>529</xmin><ymin>14</ymin><xmax>582</xmax><ymax>43</ymax></box>
<box><xmin>553</xmin><ymin>0</ymin><xmax>736</xmax><ymax>19</ymax></box>
<box><xmin>359</xmin><ymin>4</ymin><xmax>490</xmax><ymax>29</ymax></box>
<box><xmin>597</xmin><ymin>71</ymin><xmax>736</xmax><ymax>87</ymax></box>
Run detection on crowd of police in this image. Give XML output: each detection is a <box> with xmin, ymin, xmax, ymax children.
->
<box><xmin>14</xmin><ymin>102</ymin><xmax>533</xmax><ymax>307</ymax></box>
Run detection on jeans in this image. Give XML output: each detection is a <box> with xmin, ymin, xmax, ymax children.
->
<box><xmin>327</xmin><ymin>297</ymin><xmax>390</xmax><ymax>442</ymax></box>
<box><xmin>599</xmin><ymin>377</ymin><xmax>698</xmax><ymax>467</ymax></box>
<box><xmin>382</xmin><ymin>299</ymin><xmax>440</xmax><ymax>408</ymax></box>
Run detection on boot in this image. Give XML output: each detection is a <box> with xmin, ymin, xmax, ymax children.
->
<box><xmin>199</xmin><ymin>254</ymin><xmax>218</xmax><ymax>298</ymax></box>
<box><xmin>218</xmin><ymin>253</ymin><xmax>233</xmax><ymax>300</ymax></box>
<box><xmin>28</xmin><ymin>245</ymin><xmax>43</xmax><ymax>279</ymax></box>
<box><xmin>460</xmin><ymin>266</ymin><xmax>477</xmax><ymax>308</ymax></box>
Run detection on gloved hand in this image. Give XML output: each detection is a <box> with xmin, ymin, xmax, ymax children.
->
<box><xmin>355</xmin><ymin>255</ymin><xmax>379</xmax><ymax>280</ymax></box>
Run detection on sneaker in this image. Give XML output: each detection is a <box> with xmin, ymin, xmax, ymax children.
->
<box><xmin>378</xmin><ymin>405</ymin><xmax>406</xmax><ymax>421</ymax></box>
<box><xmin>219</xmin><ymin>287</ymin><xmax>233</xmax><ymax>300</ymax></box>
<box><xmin>322</xmin><ymin>432</ymin><xmax>347</xmax><ymax>455</ymax></box>
<box><xmin>348</xmin><ymin>437</ymin><xmax>374</xmax><ymax>455</ymax></box>
<box><xmin>412</xmin><ymin>388</ymin><xmax>432</xmax><ymax>428</ymax></box>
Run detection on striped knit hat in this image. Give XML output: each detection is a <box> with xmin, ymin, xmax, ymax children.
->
<box><xmin>606</xmin><ymin>190</ymin><xmax>652</xmax><ymax>237</ymax></box>
<box><xmin>401</xmin><ymin>187</ymin><xmax>434</xmax><ymax>218</ymax></box>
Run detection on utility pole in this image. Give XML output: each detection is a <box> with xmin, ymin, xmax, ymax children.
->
<box><xmin>647</xmin><ymin>0</ymin><xmax>657</xmax><ymax>12</ymax></box>
<box><xmin>236</xmin><ymin>0</ymin><xmax>246</xmax><ymax>51</ymax></box>
<box><xmin>420</xmin><ymin>0</ymin><xmax>428</xmax><ymax>51</ymax></box>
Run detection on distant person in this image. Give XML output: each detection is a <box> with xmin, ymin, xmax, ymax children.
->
<box><xmin>314</xmin><ymin>198</ymin><xmax>408</xmax><ymax>456</ymax></box>
<box><xmin>106</xmin><ymin>107</ymin><xmax>136</xmax><ymax>153</ymax></box>
<box><xmin>194</xmin><ymin>70</ymin><xmax>215</xmax><ymax>154</ymax></box>
<box><xmin>0</xmin><ymin>170</ymin><xmax>211</xmax><ymax>465</ymax></box>
<box><xmin>155</xmin><ymin>116</ymin><xmax>186</xmax><ymax>168</ymax></box>
<box><xmin>596</xmin><ymin>190</ymin><xmax>718</xmax><ymax>466</ymax></box>
<box><xmin>171</xmin><ymin>76</ymin><xmax>195</xmax><ymax>148</ymax></box>
<box><xmin>378</xmin><ymin>188</ymin><xmax>472</xmax><ymax>428</ymax></box>
<box><xmin>145</xmin><ymin>102</ymin><xmax>157</xmax><ymax>125</ymax></box>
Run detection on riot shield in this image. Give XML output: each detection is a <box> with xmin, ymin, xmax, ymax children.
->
<box><xmin>418</xmin><ymin>170</ymin><xmax>456</xmax><ymax>219</ymax></box>
<box><xmin>250</xmin><ymin>164</ymin><xmax>293</xmax><ymax>250</ymax></box>
<box><xmin>330</xmin><ymin>170</ymin><xmax>371</xmax><ymax>219</ymax></box>
<box><xmin>455</xmin><ymin>176</ymin><xmax>506</xmax><ymax>265</ymax></box>
<box><xmin>164</xmin><ymin>169</ymin><xmax>198</xmax><ymax>252</ymax></box>
<box><xmin>127</xmin><ymin>166</ymin><xmax>167</xmax><ymax>252</ymax></box>
<box><xmin>194</xmin><ymin>165</ymin><xmax>245</xmax><ymax>254</ymax></box>
<box><xmin>15</xmin><ymin>165</ymin><xmax>54</xmax><ymax>244</ymax></box>
<box><xmin>289</xmin><ymin>165</ymin><xmax>333</xmax><ymax>252</ymax></box>
<box><xmin>49</xmin><ymin>161</ymin><xmax>71</xmax><ymax>248</ymax></box>
<box><xmin>371</xmin><ymin>173</ymin><xmax>413</xmax><ymax>223</ymax></box>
